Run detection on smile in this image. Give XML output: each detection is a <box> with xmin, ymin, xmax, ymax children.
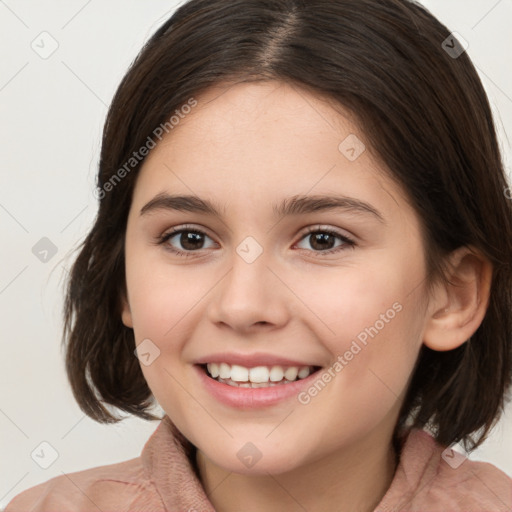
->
<box><xmin>195</xmin><ymin>362</ymin><xmax>324</xmax><ymax>409</ymax></box>
<box><xmin>204</xmin><ymin>363</ymin><xmax>319</xmax><ymax>387</ymax></box>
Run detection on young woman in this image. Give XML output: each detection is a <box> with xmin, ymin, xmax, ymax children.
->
<box><xmin>7</xmin><ymin>0</ymin><xmax>512</xmax><ymax>510</ymax></box>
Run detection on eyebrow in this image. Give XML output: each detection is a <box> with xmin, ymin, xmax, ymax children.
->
<box><xmin>140</xmin><ymin>193</ymin><xmax>385</xmax><ymax>223</ymax></box>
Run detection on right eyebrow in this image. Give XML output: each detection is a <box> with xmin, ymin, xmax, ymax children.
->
<box><xmin>140</xmin><ymin>193</ymin><xmax>225</xmax><ymax>217</ymax></box>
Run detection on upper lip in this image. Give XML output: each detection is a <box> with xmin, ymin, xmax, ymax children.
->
<box><xmin>194</xmin><ymin>352</ymin><xmax>322</xmax><ymax>368</ymax></box>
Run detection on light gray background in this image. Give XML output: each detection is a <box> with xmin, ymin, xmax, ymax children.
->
<box><xmin>1</xmin><ymin>0</ymin><xmax>511</xmax><ymax>507</ymax></box>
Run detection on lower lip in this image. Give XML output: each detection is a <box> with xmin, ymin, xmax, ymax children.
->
<box><xmin>194</xmin><ymin>365</ymin><xmax>321</xmax><ymax>409</ymax></box>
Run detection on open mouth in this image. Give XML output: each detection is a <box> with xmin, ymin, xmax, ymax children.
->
<box><xmin>200</xmin><ymin>363</ymin><xmax>322</xmax><ymax>388</ymax></box>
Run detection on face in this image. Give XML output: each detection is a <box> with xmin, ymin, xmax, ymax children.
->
<box><xmin>122</xmin><ymin>81</ymin><xmax>431</xmax><ymax>475</ymax></box>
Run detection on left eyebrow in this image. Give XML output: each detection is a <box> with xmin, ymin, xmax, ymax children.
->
<box><xmin>140</xmin><ymin>193</ymin><xmax>385</xmax><ymax>224</ymax></box>
<box><xmin>273</xmin><ymin>194</ymin><xmax>385</xmax><ymax>223</ymax></box>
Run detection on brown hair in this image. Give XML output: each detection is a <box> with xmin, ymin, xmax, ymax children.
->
<box><xmin>63</xmin><ymin>0</ymin><xmax>512</xmax><ymax>451</ymax></box>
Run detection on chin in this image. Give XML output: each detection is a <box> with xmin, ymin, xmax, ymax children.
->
<box><xmin>201</xmin><ymin>440</ymin><xmax>307</xmax><ymax>476</ymax></box>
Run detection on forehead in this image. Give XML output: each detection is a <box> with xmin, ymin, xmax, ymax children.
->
<box><xmin>151</xmin><ymin>80</ymin><xmax>366</xmax><ymax>170</ymax></box>
<box><xmin>131</xmin><ymin>80</ymin><xmax>412</xmax><ymax>223</ymax></box>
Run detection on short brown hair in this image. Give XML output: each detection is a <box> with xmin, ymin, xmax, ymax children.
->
<box><xmin>64</xmin><ymin>0</ymin><xmax>512</xmax><ymax>451</ymax></box>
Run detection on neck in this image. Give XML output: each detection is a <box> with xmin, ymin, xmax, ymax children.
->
<box><xmin>196</xmin><ymin>426</ymin><xmax>399</xmax><ymax>512</ymax></box>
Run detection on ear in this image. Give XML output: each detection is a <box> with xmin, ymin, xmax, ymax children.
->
<box><xmin>423</xmin><ymin>246</ymin><xmax>492</xmax><ymax>351</ymax></box>
<box><xmin>121</xmin><ymin>295</ymin><xmax>133</xmax><ymax>328</ymax></box>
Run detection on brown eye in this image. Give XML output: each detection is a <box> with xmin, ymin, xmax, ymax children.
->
<box><xmin>308</xmin><ymin>232</ymin><xmax>337</xmax><ymax>251</ymax></box>
<box><xmin>176</xmin><ymin>231</ymin><xmax>206</xmax><ymax>250</ymax></box>
<box><xmin>296</xmin><ymin>228</ymin><xmax>355</xmax><ymax>254</ymax></box>
<box><xmin>159</xmin><ymin>227</ymin><xmax>216</xmax><ymax>256</ymax></box>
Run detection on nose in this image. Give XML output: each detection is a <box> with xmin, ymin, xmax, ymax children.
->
<box><xmin>207</xmin><ymin>248</ymin><xmax>291</xmax><ymax>333</ymax></box>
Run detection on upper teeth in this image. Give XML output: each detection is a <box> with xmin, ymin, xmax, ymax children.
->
<box><xmin>206</xmin><ymin>363</ymin><xmax>313</xmax><ymax>383</ymax></box>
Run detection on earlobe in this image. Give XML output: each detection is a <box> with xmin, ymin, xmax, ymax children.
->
<box><xmin>121</xmin><ymin>297</ymin><xmax>133</xmax><ymax>328</ymax></box>
<box><xmin>423</xmin><ymin>246</ymin><xmax>492</xmax><ymax>352</ymax></box>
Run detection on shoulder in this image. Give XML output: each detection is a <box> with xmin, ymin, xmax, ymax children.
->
<box><xmin>378</xmin><ymin>429</ymin><xmax>512</xmax><ymax>511</ymax></box>
<box><xmin>431</xmin><ymin>454</ymin><xmax>512</xmax><ymax>511</ymax></box>
<box><xmin>4</xmin><ymin>456</ymin><xmax>165</xmax><ymax>512</ymax></box>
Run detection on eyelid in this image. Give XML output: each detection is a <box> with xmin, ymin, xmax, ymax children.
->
<box><xmin>299</xmin><ymin>224</ymin><xmax>355</xmax><ymax>241</ymax></box>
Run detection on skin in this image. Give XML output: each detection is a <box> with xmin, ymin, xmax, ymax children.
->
<box><xmin>121</xmin><ymin>81</ymin><xmax>492</xmax><ymax>512</ymax></box>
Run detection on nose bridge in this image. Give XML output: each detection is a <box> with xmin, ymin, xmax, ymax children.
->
<box><xmin>208</xmin><ymin>237</ymin><xmax>290</xmax><ymax>330</ymax></box>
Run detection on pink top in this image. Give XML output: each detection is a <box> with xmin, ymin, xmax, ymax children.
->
<box><xmin>6</xmin><ymin>415</ymin><xmax>512</xmax><ymax>511</ymax></box>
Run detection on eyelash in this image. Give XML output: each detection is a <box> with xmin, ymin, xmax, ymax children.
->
<box><xmin>156</xmin><ymin>224</ymin><xmax>356</xmax><ymax>259</ymax></box>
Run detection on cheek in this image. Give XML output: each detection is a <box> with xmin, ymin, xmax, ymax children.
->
<box><xmin>292</xmin><ymin>281</ymin><xmax>423</xmax><ymax>453</ymax></box>
<box><xmin>303</xmin><ymin>259</ymin><xmax>425</xmax><ymax>400</ymax></box>
<box><xmin>299</xmin><ymin>266</ymin><xmax>407</xmax><ymax>347</ymax></box>
<box><xmin>126</xmin><ymin>256</ymin><xmax>210</xmax><ymax>340</ymax></box>
<box><xmin>126</xmin><ymin>263</ymin><xmax>215</xmax><ymax>398</ymax></box>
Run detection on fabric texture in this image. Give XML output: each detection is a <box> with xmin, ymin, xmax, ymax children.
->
<box><xmin>6</xmin><ymin>415</ymin><xmax>512</xmax><ymax>511</ymax></box>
